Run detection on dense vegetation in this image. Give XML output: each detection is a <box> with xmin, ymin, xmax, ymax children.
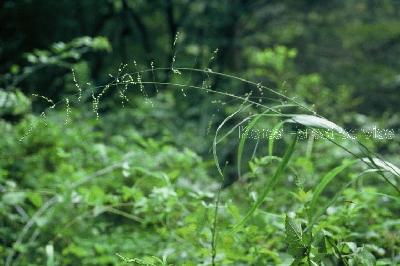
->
<box><xmin>1</xmin><ymin>1</ymin><xmax>400</xmax><ymax>265</ymax></box>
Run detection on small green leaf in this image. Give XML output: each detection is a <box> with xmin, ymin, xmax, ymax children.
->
<box><xmin>28</xmin><ymin>192</ymin><xmax>43</xmax><ymax>207</ymax></box>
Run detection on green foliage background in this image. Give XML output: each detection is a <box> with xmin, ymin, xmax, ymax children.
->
<box><xmin>1</xmin><ymin>0</ymin><xmax>400</xmax><ymax>265</ymax></box>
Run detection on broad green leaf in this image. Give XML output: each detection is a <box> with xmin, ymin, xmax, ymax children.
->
<box><xmin>353</xmin><ymin>247</ymin><xmax>376</xmax><ymax>266</ymax></box>
<box><xmin>285</xmin><ymin>215</ymin><xmax>307</xmax><ymax>259</ymax></box>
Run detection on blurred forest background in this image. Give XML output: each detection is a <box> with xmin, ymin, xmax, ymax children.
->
<box><xmin>1</xmin><ymin>0</ymin><xmax>400</xmax><ymax>265</ymax></box>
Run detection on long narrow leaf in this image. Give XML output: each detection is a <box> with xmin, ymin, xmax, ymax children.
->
<box><xmin>308</xmin><ymin>160</ymin><xmax>358</xmax><ymax>222</ymax></box>
<box><xmin>237</xmin><ymin>115</ymin><xmax>263</xmax><ymax>179</ymax></box>
<box><xmin>268</xmin><ymin>121</ymin><xmax>285</xmax><ymax>156</ymax></box>
<box><xmin>213</xmin><ymin>104</ymin><xmax>251</xmax><ymax>178</ymax></box>
<box><xmin>287</xmin><ymin>114</ymin><xmax>346</xmax><ymax>135</ymax></box>
<box><xmin>233</xmin><ymin>135</ymin><xmax>298</xmax><ymax>230</ymax></box>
